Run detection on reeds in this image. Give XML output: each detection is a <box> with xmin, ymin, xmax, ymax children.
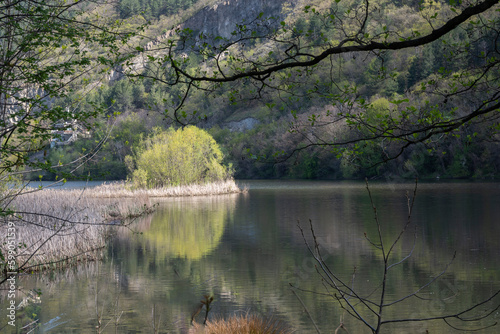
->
<box><xmin>84</xmin><ymin>179</ymin><xmax>243</xmax><ymax>198</ymax></box>
<box><xmin>191</xmin><ymin>314</ymin><xmax>294</xmax><ymax>334</ymax></box>
<box><xmin>0</xmin><ymin>187</ymin><xmax>153</xmax><ymax>272</ymax></box>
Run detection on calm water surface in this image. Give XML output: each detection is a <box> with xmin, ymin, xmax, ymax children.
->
<box><xmin>2</xmin><ymin>180</ymin><xmax>500</xmax><ymax>333</ymax></box>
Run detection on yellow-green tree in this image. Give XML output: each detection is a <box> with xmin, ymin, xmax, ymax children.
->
<box><xmin>128</xmin><ymin>126</ymin><xmax>232</xmax><ymax>188</ymax></box>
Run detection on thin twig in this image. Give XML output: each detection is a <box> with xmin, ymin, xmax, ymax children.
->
<box><xmin>384</xmin><ymin>251</ymin><xmax>457</xmax><ymax>307</ymax></box>
<box><xmin>290</xmin><ymin>287</ymin><xmax>321</xmax><ymax>334</ymax></box>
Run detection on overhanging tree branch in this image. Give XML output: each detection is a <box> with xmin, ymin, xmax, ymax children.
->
<box><xmin>168</xmin><ymin>0</ymin><xmax>499</xmax><ymax>83</ymax></box>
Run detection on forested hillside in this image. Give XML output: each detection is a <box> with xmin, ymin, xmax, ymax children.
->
<box><xmin>39</xmin><ymin>0</ymin><xmax>500</xmax><ymax>181</ymax></box>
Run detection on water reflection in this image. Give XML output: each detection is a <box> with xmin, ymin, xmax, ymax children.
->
<box><xmin>138</xmin><ymin>195</ymin><xmax>237</xmax><ymax>260</ymax></box>
<box><xmin>1</xmin><ymin>182</ymin><xmax>500</xmax><ymax>333</ymax></box>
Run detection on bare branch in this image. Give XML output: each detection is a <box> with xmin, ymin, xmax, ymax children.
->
<box><xmin>383</xmin><ymin>251</ymin><xmax>457</xmax><ymax>307</ymax></box>
<box><xmin>290</xmin><ymin>287</ymin><xmax>321</xmax><ymax>334</ymax></box>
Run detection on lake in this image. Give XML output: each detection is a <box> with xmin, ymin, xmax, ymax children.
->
<box><xmin>2</xmin><ymin>180</ymin><xmax>500</xmax><ymax>333</ymax></box>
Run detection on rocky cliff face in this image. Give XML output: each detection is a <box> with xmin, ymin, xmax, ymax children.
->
<box><xmin>183</xmin><ymin>0</ymin><xmax>286</xmax><ymax>38</ymax></box>
<box><xmin>110</xmin><ymin>0</ymin><xmax>286</xmax><ymax>82</ymax></box>
<box><xmin>2</xmin><ymin>86</ymin><xmax>49</xmax><ymax>121</ymax></box>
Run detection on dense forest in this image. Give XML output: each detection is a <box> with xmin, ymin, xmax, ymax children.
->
<box><xmin>38</xmin><ymin>0</ymin><xmax>500</xmax><ymax>181</ymax></box>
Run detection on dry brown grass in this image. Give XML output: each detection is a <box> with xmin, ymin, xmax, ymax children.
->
<box><xmin>0</xmin><ymin>187</ymin><xmax>154</xmax><ymax>271</ymax></box>
<box><xmin>85</xmin><ymin>179</ymin><xmax>243</xmax><ymax>198</ymax></box>
<box><xmin>191</xmin><ymin>314</ymin><xmax>294</xmax><ymax>334</ymax></box>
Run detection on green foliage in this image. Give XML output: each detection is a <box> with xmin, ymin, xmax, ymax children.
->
<box><xmin>366</xmin><ymin>97</ymin><xmax>391</xmax><ymax>122</ymax></box>
<box><xmin>41</xmin><ymin>113</ymin><xmax>149</xmax><ymax>181</ymax></box>
<box><xmin>1</xmin><ymin>0</ymin><xmax>135</xmax><ymax>180</ymax></box>
<box><xmin>340</xmin><ymin>151</ymin><xmax>359</xmax><ymax>179</ymax></box>
<box><xmin>447</xmin><ymin>153</ymin><xmax>470</xmax><ymax>178</ymax></box>
<box><xmin>129</xmin><ymin>126</ymin><xmax>232</xmax><ymax>188</ymax></box>
<box><xmin>43</xmin><ymin>138</ymin><xmax>127</xmax><ymax>181</ymax></box>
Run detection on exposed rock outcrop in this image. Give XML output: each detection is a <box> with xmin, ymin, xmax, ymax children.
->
<box><xmin>226</xmin><ymin>117</ymin><xmax>259</xmax><ymax>132</ymax></box>
<box><xmin>183</xmin><ymin>0</ymin><xmax>286</xmax><ymax>39</ymax></box>
<box><xmin>110</xmin><ymin>0</ymin><xmax>286</xmax><ymax>82</ymax></box>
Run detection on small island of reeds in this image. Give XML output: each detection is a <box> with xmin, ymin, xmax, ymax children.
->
<box><xmin>89</xmin><ymin>179</ymin><xmax>243</xmax><ymax>198</ymax></box>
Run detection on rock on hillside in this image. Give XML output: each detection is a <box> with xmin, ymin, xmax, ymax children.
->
<box><xmin>110</xmin><ymin>0</ymin><xmax>287</xmax><ymax>81</ymax></box>
<box><xmin>183</xmin><ymin>0</ymin><xmax>286</xmax><ymax>39</ymax></box>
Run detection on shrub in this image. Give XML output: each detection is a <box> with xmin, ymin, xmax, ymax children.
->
<box><xmin>129</xmin><ymin>126</ymin><xmax>233</xmax><ymax>188</ymax></box>
<box><xmin>191</xmin><ymin>314</ymin><xmax>293</xmax><ymax>334</ymax></box>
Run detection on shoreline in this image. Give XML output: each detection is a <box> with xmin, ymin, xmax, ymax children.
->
<box><xmin>75</xmin><ymin>179</ymin><xmax>244</xmax><ymax>198</ymax></box>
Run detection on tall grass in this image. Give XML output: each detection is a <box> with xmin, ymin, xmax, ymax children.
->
<box><xmin>86</xmin><ymin>179</ymin><xmax>243</xmax><ymax>198</ymax></box>
<box><xmin>0</xmin><ymin>187</ymin><xmax>153</xmax><ymax>271</ymax></box>
<box><xmin>191</xmin><ymin>314</ymin><xmax>294</xmax><ymax>334</ymax></box>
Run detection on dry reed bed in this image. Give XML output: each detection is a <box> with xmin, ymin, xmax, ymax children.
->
<box><xmin>0</xmin><ymin>188</ymin><xmax>152</xmax><ymax>271</ymax></box>
<box><xmin>86</xmin><ymin>179</ymin><xmax>243</xmax><ymax>198</ymax></box>
<box><xmin>191</xmin><ymin>314</ymin><xmax>294</xmax><ymax>334</ymax></box>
